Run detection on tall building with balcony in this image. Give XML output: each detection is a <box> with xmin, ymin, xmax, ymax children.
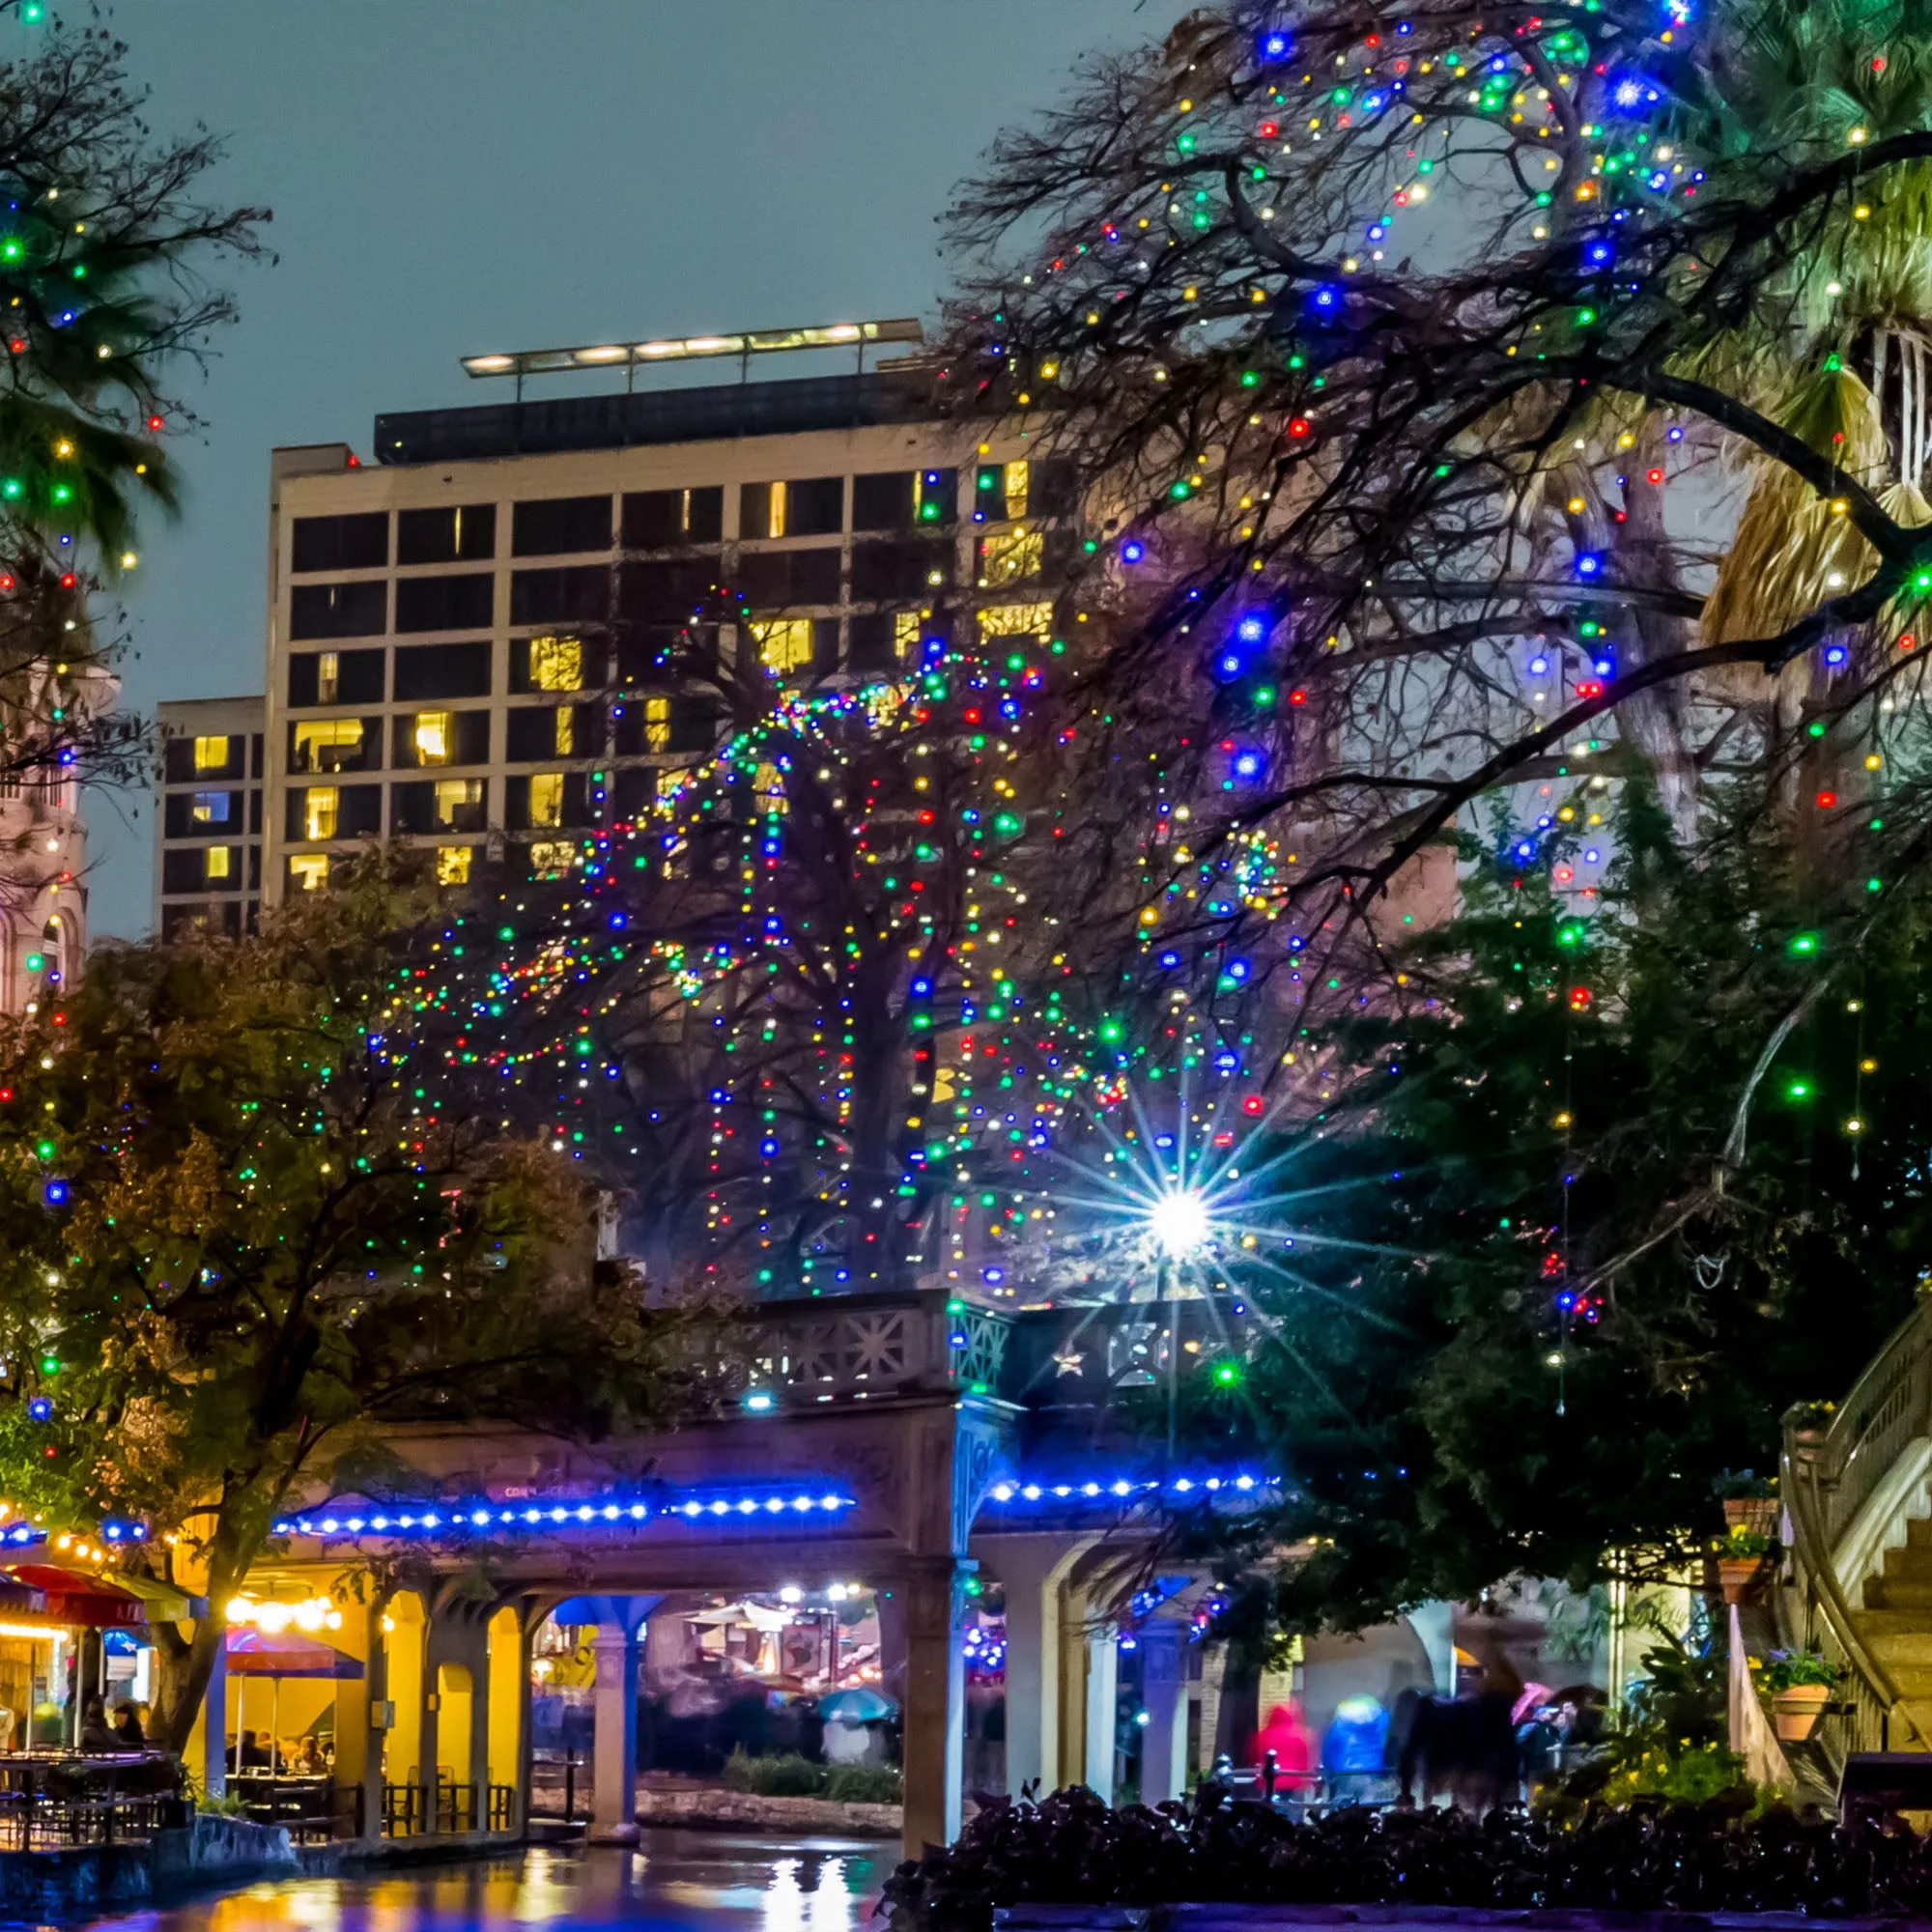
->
<box><xmin>153</xmin><ymin>694</ymin><xmax>266</xmax><ymax>937</ymax></box>
<box><xmin>214</xmin><ymin>346</ymin><xmax>1061</xmax><ymax>904</ymax></box>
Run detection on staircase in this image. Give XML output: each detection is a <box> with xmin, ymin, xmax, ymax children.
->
<box><xmin>1780</xmin><ymin>1298</ymin><xmax>1932</xmax><ymax>1789</ymax></box>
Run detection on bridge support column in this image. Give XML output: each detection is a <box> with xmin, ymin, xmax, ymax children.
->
<box><xmin>588</xmin><ymin>1627</ymin><xmax>640</xmax><ymax>1843</ymax></box>
<box><xmin>975</xmin><ymin>1534</ymin><xmax>1095</xmax><ymax>1802</ymax></box>
<box><xmin>1137</xmin><ymin>1620</ymin><xmax>1188</xmax><ymax>1806</ymax></box>
<box><xmin>1082</xmin><ymin>1617</ymin><xmax>1119</xmax><ymax>1803</ymax></box>
<box><xmin>881</xmin><ymin>1561</ymin><xmax>970</xmax><ymax>1861</ymax></box>
<box><xmin>424</xmin><ymin>1613</ymin><xmax>488</xmax><ymax>1833</ymax></box>
<box><xmin>331</xmin><ymin>1593</ymin><xmax>385</xmax><ymax>1845</ymax></box>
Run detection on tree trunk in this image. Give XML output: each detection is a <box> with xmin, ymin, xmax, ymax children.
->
<box><xmin>148</xmin><ymin>1607</ymin><xmax>227</xmax><ymax>1755</ymax></box>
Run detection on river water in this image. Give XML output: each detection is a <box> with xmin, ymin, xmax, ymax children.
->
<box><xmin>84</xmin><ymin>1832</ymin><xmax>891</xmax><ymax>1932</ymax></box>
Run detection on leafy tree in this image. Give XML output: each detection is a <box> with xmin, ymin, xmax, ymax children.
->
<box><xmin>1181</xmin><ymin>783</ymin><xmax>1932</xmax><ymax>1632</ymax></box>
<box><xmin>0</xmin><ymin>864</ymin><xmax>685</xmax><ymax>1749</ymax></box>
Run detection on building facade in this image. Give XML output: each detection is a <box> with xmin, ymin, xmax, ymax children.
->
<box><xmin>209</xmin><ymin>367</ymin><xmax>1053</xmax><ymax>905</ymax></box>
<box><xmin>153</xmin><ymin>694</ymin><xmax>266</xmax><ymax>938</ymax></box>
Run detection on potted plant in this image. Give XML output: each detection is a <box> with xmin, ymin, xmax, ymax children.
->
<box><xmin>1762</xmin><ymin>1649</ymin><xmax>1837</xmax><ymax>1742</ymax></box>
<box><xmin>1715</xmin><ymin>1470</ymin><xmax>1778</xmax><ymax>1538</ymax></box>
<box><xmin>1788</xmin><ymin>1400</ymin><xmax>1835</xmax><ymax>1454</ymax></box>
<box><xmin>1716</xmin><ymin>1525</ymin><xmax>1776</xmax><ymax>1603</ymax></box>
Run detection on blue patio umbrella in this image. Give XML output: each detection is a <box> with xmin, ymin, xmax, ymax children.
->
<box><xmin>818</xmin><ymin>1686</ymin><xmax>895</xmax><ymax>1723</ymax></box>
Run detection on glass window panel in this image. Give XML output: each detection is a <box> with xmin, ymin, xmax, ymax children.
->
<box><xmin>528</xmin><ymin>771</ymin><xmax>564</xmax><ymax>827</ymax></box>
<box><xmin>292</xmin><ymin>719</ymin><xmax>366</xmax><ymax>773</ymax></box>
<box><xmin>287</xmin><ymin>853</ymin><xmax>330</xmax><ymax>893</ymax></box>
<box><xmin>434</xmin><ymin>778</ymin><xmax>483</xmax><ymax>825</ymax></box>
<box><xmin>752</xmin><ymin>619</ymin><xmax>813</xmax><ymax>673</ymax></box>
<box><xmin>437</xmin><ymin>845</ymin><xmax>472</xmax><ymax>885</ymax></box>
<box><xmin>190</xmin><ymin>791</ymin><xmax>232</xmax><ymax>824</ymax></box>
<box><xmin>413</xmin><ymin>711</ymin><xmax>453</xmax><ymax>765</ymax></box>
<box><xmin>205</xmin><ymin>846</ymin><xmax>232</xmax><ymax>880</ymax></box>
<box><xmin>192</xmin><ymin>735</ymin><xmax>230</xmax><ymax>773</ymax></box>
<box><xmin>527</xmin><ymin>839</ymin><xmax>577</xmax><ymax>879</ymax></box>
<box><xmin>527</xmin><ymin>635</ymin><xmax>583</xmax><ymax>692</ymax></box>
<box><xmin>979</xmin><ymin>602</ymin><xmax>1053</xmax><ymax>639</ymax></box>
<box><xmin>1004</xmin><ymin>460</ymin><xmax>1031</xmax><ymax>520</ymax></box>
<box><xmin>645</xmin><ymin>696</ymin><xmax>669</xmax><ymax>752</ymax></box>
<box><xmin>303</xmin><ymin>787</ymin><xmax>340</xmax><ymax>841</ymax></box>
<box><xmin>554</xmin><ymin>707</ymin><xmax>574</xmax><ymax>757</ymax></box>
<box><xmin>980</xmin><ymin>526</ymin><xmax>1044</xmax><ymax>586</ymax></box>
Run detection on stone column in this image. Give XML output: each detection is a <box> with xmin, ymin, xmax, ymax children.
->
<box><xmin>1083</xmin><ymin>1620</ymin><xmax>1119</xmax><ymax>1804</ymax></box>
<box><xmin>330</xmin><ymin>1594</ymin><xmax>385</xmax><ymax>1843</ymax></box>
<box><xmin>588</xmin><ymin>1626</ymin><xmax>641</xmax><ymax>1844</ymax></box>
<box><xmin>1137</xmin><ymin>1621</ymin><xmax>1188</xmax><ymax>1805</ymax></box>
<box><xmin>978</xmin><ymin>1536</ymin><xmax>1092</xmax><ymax>1802</ymax></box>
<box><xmin>198</xmin><ymin>1623</ymin><xmax>228</xmax><ymax>1801</ymax></box>
<box><xmin>880</xmin><ymin>1561</ymin><xmax>970</xmax><ymax>1861</ymax></box>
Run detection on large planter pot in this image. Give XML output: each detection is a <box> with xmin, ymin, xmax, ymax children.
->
<box><xmin>1719</xmin><ymin>1556</ymin><xmax>1768</xmax><ymax>1604</ymax></box>
<box><xmin>1773</xmin><ymin>1682</ymin><xmax>1832</xmax><ymax>1742</ymax></box>
<box><xmin>1723</xmin><ymin>1497</ymin><xmax>1779</xmax><ymax>1538</ymax></box>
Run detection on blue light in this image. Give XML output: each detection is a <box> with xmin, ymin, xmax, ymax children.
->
<box><xmin>42</xmin><ymin>1179</ymin><xmax>67</xmax><ymax>1208</ymax></box>
<box><xmin>1215</xmin><ymin>652</ymin><xmax>1243</xmax><ymax>681</ymax></box>
<box><xmin>1515</xmin><ymin>840</ymin><xmax>1536</xmax><ymax>861</ymax></box>
<box><xmin>1528</xmin><ymin>655</ymin><xmax>1548</xmax><ymax>675</ymax></box>
<box><xmin>1260</xmin><ymin>28</ymin><xmax>1292</xmax><ymax>59</ymax></box>
<box><xmin>1824</xmin><ymin>643</ymin><xmax>1849</xmax><ymax>667</ymax></box>
<box><xmin>1586</xmin><ymin>242</ymin><xmax>1612</xmax><ymax>266</ymax></box>
<box><xmin>1576</xmin><ymin>553</ymin><xmax>1603</xmax><ymax>578</ymax></box>
<box><xmin>1226</xmin><ymin>958</ymin><xmax>1251</xmax><ymax>981</ymax></box>
<box><xmin>1121</xmin><ymin>541</ymin><xmax>1145</xmax><ymax>563</ymax></box>
<box><xmin>1232</xmin><ymin>749</ymin><xmax>1264</xmax><ymax>780</ymax></box>
<box><xmin>1158</xmin><ymin>951</ymin><xmax>1179</xmax><ymax>969</ymax></box>
<box><xmin>607</xmin><ymin>912</ymin><xmax>626</xmax><ymax>929</ymax></box>
<box><xmin>910</xmin><ymin>977</ymin><xmax>931</xmax><ymax>997</ymax></box>
<box><xmin>1310</xmin><ymin>284</ymin><xmax>1341</xmax><ymax>312</ymax></box>
<box><xmin>743</xmin><ymin>1391</ymin><xmax>775</xmax><ymax>1413</ymax></box>
<box><xmin>26</xmin><ymin>1399</ymin><xmax>50</xmax><ymax>1422</ymax></box>
<box><xmin>1236</xmin><ymin>615</ymin><xmax>1265</xmax><ymax>643</ymax></box>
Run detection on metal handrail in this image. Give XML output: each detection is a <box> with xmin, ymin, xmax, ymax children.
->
<box><xmin>1780</xmin><ymin>1296</ymin><xmax>1932</xmax><ymax>1782</ymax></box>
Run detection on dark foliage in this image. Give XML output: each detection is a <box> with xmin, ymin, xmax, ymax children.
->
<box><xmin>881</xmin><ymin>1789</ymin><xmax>1932</xmax><ymax>1932</ymax></box>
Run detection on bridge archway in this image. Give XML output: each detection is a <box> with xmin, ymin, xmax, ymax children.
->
<box><xmin>383</xmin><ymin>1591</ymin><xmax>427</xmax><ymax>1793</ymax></box>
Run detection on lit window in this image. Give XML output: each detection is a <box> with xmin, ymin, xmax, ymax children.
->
<box><xmin>528</xmin><ymin>771</ymin><xmax>564</xmax><ymax>828</ymax></box>
<box><xmin>190</xmin><ymin>791</ymin><xmax>232</xmax><ymax>824</ymax></box>
<box><xmin>434</xmin><ymin>778</ymin><xmax>482</xmax><ymax>827</ymax></box>
<box><xmin>979</xmin><ymin>602</ymin><xmax>1053</xmax><ymax>640</ymax></box>
<box><xmin>302</xmin><ymin>786</ymin><xmax>339</xmax><ymax>841</ymax></box>
<box><xmin>293</xmin><ymin>718</ymin><xmax>364</xmax><ymax>773</ymax></box>
<box><xmin>644</xmin><ymin>696</ymin><xmax>670</xmax><ymax>752</ymax></box>
<box><xmin>527</xmin><ymin>635</ymin><xmax>582</xmax><ymax>692</ymax></box>
<box><xmin>412</xmin><ymin>711</ymin><xmax>452</xmax><ymax>764</ymax></box>
<box><xmin>528</xmin><ymin>838</ymin><xmax>576</xmax><ymax>878</ymax></box>
<box><xmin>894</xmin><ymin>612</ymin><xmax>922</xmax><ymax>662</ymax></box>
<box><xmin>768</xmin><ymin>480</ymin><xmax>788</xmax><ymax>539</ymax></box>
<box><xmin>317</xmin><ymin>651</ymin><xmax>340</xmax><ymax>704</ymax></box>
<box><xmin>980</xmin><ymin>526</ymin><xmax>1043</xmax><ymax>586</ymax></box>
<box><xmin>753</xmin><ymin>761</ymin><xmax>787</xmax><ymax>815</ymax></box>
<box><xmin>914</xmin><ymin>473</ymin><xmax>947</xmax><ymax>525</ymax></box>
<box><xmin>1004</xmin><ymin>460</ymin><xmax>1030</xmax><ymax>519</ymax></box>
<box><xmin>436</xmin><ymin>844</ymin><xmax>472</xmax><ymax>885</ymax></box>
<box><xmin>192</xmin><ymin>735</ymin><xmax>229</xmax><ymax>773</ymax></box>
<box><xmin>287</xmin><ymin>852</ymin><xmax>329</xmax><ymax>893</ymax></box>
<box><xmin>554</xmin><ymin>707</ymin><xmax>574</xmax><ymax>757</ymax></box>
<box><xmin>205</xmin><ymin>846</ymin><xmax>232</xmax><ymax>881</ymax></box>
<box><xmin>753</xmin><ymin>618</ymin><xmax>813</xmax><ymax>673</ymax></box>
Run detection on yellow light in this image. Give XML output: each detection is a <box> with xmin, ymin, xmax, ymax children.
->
<box><xmin>52</xmin><ymin>440</ymin><xmax>71</xmax><ymax>459</ymax></box>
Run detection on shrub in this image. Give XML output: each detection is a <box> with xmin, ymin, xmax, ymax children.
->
<box><xmin>879</xmin><ymin>1788</ymin><xmax>1932</xmax><ymax>1932</ymax></box>
<box><xmin>1762</xmin><ymin>1648</ymin><xmax>1837</xmax><ymax>1690</ymax></box>
<box><xmin>721</xmin><ymin>1749</ymin><xmax>827</xmax><ymax>1797</ymax></box>
<box><xmin>824</xmin><ymin>1761</ymin><xmax>902</xmax><ymax>1804</ymax></box>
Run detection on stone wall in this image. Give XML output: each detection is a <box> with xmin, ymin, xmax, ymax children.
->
<box><xmin>0</xmin><ymin>1813</ymin><xmax>298</xmax><ymax>1920</ymax></box>
<box><xmin>633</xmin><ymin>1784</ymin><xmax>902</xmax><ymax>1838</ymax></box>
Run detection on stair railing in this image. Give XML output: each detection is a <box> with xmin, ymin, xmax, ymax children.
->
<box><xmin>1781</xmin><ymin>1295</ymin><xmax>1932</xmax><ymax>1784</ymax></box>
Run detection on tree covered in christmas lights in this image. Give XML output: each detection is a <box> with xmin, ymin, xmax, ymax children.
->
<box><xmin>0</xmin><ymin>8</ymin><xmax>263</xmax><ymax>797</ymax></box>
<box><xmin>0</xmin><ymin>863</ymin><xmax>686</xmax><ymax>1750</ymax></box>
<box><xmin>1173</xmin><ymin>779</ymin><xmax>1932</xmax><ymax>1630</ymax></box>
<box><xmin>940</xmin><ymin>0</ymin><xmax>1932</xmax><ymax>965</ymax></box>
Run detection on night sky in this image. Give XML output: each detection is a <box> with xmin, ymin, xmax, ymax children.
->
<box><xmin>82</xmin><ymin>0</ymin><xmax>1172</xmax><ymax>936</ymax></box>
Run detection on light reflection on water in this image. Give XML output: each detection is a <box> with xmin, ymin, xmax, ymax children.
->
<box><xmin>82</xmin><ymin>1832</ymin><xmax>888</xmax><ymax>1932</ymax></box>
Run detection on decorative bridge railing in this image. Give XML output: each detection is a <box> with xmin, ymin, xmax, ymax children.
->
<box><xmin>1780</xmin><ymin>1294</ymin><xmax>1932</xmax><ymax>1786</ymax></box>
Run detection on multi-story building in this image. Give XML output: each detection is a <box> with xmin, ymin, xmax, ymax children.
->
<box><xmin>153</xmin><ymin>694</ymin><xmax>266</xmax><ymax>938</ymax></box>
<box><xmin>199</xmin><ymin>343</ymin><xmax>1062</xmax><ymax>905</ymax></box>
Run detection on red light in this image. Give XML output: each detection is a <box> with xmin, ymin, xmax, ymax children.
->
<box><xmin>1287</xmin><ymin>416</ymin><xmax>1312</xmax><ymax>439</ymax></box>
<box><xmin>1646</xmin><ymin>468</ymin><xmax>1663</xmax><ymax>484</ymax></box>
<box><xmin>58</xmin><ymin>573</ymin><xmax>73</xmax><ymax>589</ymax></box>
<box><xmin>1816</xmin><ymin>789</ymin><xmax>1838</xmax><ymax>810</ymax></box>
<box><xmin>0</xmin><ymin>576</ymin><xmax>15</xmax><ymax>592</ymax></box>
<box><xmin>346</xmin><ymin>453</ymin><xmax>359</xmax><ymax>468</ymax></box>
<box><xmin>145</xmin><ymin>413</ymin><xmax>163</xmax><ymax>432</ymax></box>
<box><xmin>1288</xmin><ymin>688</ymin><xmax>1308</xmax><ymax>705</ymax></box>
<box><xmin>7</xmin><ymin>340</ymin><xmax>22</xmax><ymax>355</ymax></box>
<box><xmin>1569</xmin><ymin>986</ymin><xmax>1591</xmax><ymax>1009</ymax></box>
<box><xmin>1576</xmin><ymin>679</ymin><xmax>1605</xmax><ymax>698</ymax></box>
<box><xmin>50</xmin><ymin>1012</ymin><xmax>64</xmax><ymax>1026</ymax></box>
<box><xmin>1259</xmin><ymin>121</ymin><xmax>1279</xmax><ymax>137</ymax></box>
<box><xmin>1241</xmin><ymin>1094</ymin><xmax>1264</xmax><ymax>1115</ymax></box>
<box><xmin>0</xmin><ymin>1089</ymin><xmax>13</xmax><ymax>1102</ymax></box>
<box><xmin>1902</xmin><ymin>634</ymin><xmax>1918</xmax><ymax>651</ymax></box>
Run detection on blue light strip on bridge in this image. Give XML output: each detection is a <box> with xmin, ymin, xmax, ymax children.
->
<box><xmin>271</xmin><ymin>1485</ymin><xmax>856</xmax><ymax>1542</ymax></box>
<box><xmin>983</xmin><ymin>1472</ymin><xmax>1271</xmax><ymax>1506</ymax></box>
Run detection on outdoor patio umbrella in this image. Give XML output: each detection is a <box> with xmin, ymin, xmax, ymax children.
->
<box><xmin>817</xmin><ymin>1686</ymin><xmax>895</xmax><ymax>1722</ymax></box>
<box><xmin>224</xmin><ymin>1626</ymin><xmax>363</xmax><ymax>1776</ymax></box>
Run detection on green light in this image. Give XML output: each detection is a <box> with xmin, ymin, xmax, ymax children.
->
<box><xmin>1806</xmin><ymin>721</ymin><xmax>1827</xmax><ymax>738</ymax></box>
<box><xmin>33</xmin><ymin>1139</ymin><xmax>54</xmax><ymax>1160</ymax></box>
<box><xmin>23</xmin><ymin>952</ymin><xmax>42</xmax><ymax>971</ymax></box>
<box><xmin>1211</xmin><ymin>1360</ymin><xmax>1241</xmax><ymax>1387</ymax></box>
<box><xmin>39</xmin><ymin>1354</ymin><xmax>58</xmax><ymax>1375</ymax></box>
<box><xmin>1171</xmin><ymin>480</ymin><xmax>1192</xmax><ymax>499</ymax></box>
<box><xmin>1240</xmin><ymin>371</ymin><xmax>1260</xmax><ymax>388</ymax></box>
<box><xmin>1176</xmin><ymin>131</ymin><xmax>1198</xmax><ymax>156</ymax></box>
<box><xmin>1789</xmin><ymin>932</ymin><xmax>1820</xmax><ymax>956</ymax></box>
<box><xmin>1868</xmin><ymin>877</ymin><xmax>1884</xmax><ymax>893</ymax></box>
<box><xmin>50</xmin><ymin>485</ymin><xmax>69</xmax><ymax>503</ymax></box>
<box><xmin>1915</xmin><ymin>569</ymin><xmax>1932</xmax><ymax>593</ymax></box>
<box><xmin>1098</xmin><ymin>1019</ymin><xmax>1123</xmax><ymax>1043</ymax></box>
<box><xmin>1786</xmin><ymin>1079</ymin><xmax>1814</xmax><ymax>1101</ymax></box>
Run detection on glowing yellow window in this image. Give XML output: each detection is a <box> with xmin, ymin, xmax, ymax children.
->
<box><xmin>753</xmin><ymin>618</ymin><xmax>813</xmax><ymax>673</ymax></box>
<box><xmin>979</xmin><ymin>602</ymin><xmax>1053</xmax><ymax>640</ymax></box>
<box><xmin>527</xmin><ymin>635</ymin><xmax>582</xmax><ymax>692</ymax></box>
<box><xmin>767</xmin><ymin>480</ymin><xmax>788</xmax><ymax>539</ymax></box>
<box><xmin>204</xmin><ymin>845</ymin><xmax>232</xmax><ymax>881</ymax></box>
<box><xmin>644</xmin><ymin>696</ymin><xmax>670</xmax><ymax>751</ymax></box>
<box><xmin>528</xmin><ymin>838</ymin><xmax>576</xmax><ymax>878</ymax></box>
<box><xmin>528</xmin><ymin>771</ymin><xmax>564</xmax><ymax>828</ymax></box>
<box><xmin>980</xmin><ymin>526</ymin><xmax>1043</xmax><ymax>586</ymax></box>
<box><xmin>554</xmin><ymin>707</ymin><xmax>575</xmax><ymax>756</ymax></box>
<box><xmin>894</xmin><ymin>613</ymin><xmax>922</xmax><ymax>662</ymax></box>
<box><xmin>434</xmin><ymin>778</ymin><xmax>482</xmax><ymax>826</ymax></box>
<box><xmin>1004</xmin><ymin>460</ymin><xmax>1030</xmax><ymax>519</ymax></box>
<box><xmin>192</xmin><ymin>735</ymin><xmax>229</xmax><ymax>773</ymax></box>
<box><xmin>302</xmin><ymin>786</ymin><xmax>339</xmax><ymax>841</ymax></box>
<box><xmin>287</xmin><ymin>852</ymin><xmax>329</xmax><ymax>893</ymax></box>
<box><xmin>293</xmin><ymin>718</ymin><xmax>363</xmax><ymax>773</ymax></box>
<box><xmin>317</xmin><ymin>651</ymin><xmax>340</xmax><ymax>704</ymax></box>
<box><xmin>436</xmin><ymin>845</ymin><xmax>472</xmax><ymax>885</ymax></box>
<box><xmin>412</xmin><ymin>711</ymin><xmax>452</xmax><ymax>765</ymax></box>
